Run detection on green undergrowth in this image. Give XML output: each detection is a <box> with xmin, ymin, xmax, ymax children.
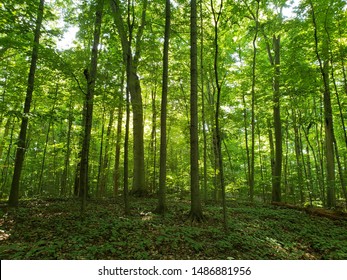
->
<box><xmin>0</xmin><ymin>198</ymin><xmax>346</xmax><ymax>260</ymax></box>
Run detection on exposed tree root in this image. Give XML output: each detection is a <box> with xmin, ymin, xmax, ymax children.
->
<box><xmin>188</xmin><ymin>210</ymin><xmax>205</xmax><ymax>223</ymax></box>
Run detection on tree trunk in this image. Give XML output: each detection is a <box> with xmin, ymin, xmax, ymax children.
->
<box><xmin>8</xmin><ymin>0</ymin><xmax>45</xmax><ymax>207</ymax></box>
<box><xmin>96</xmin><ymin>107</ymin><xmax>106</xmax><ymax>197</ymax></box>
<box><xmin>242</xmin><ymin>93</ymin><xmax>251</xmax><ymax>198</ymax></box>
<box><xmin>79</xmin><ymin>0</ymin><xmax>104</xmax><ymax>214</ymax></box>
<box><xmin>60</xmin><ymin>97</ymin><xmax>73</xmax><ymax>197</ymax></box>
<box><xmin>189</xmin><ymin>0</ymin><xmax>204</xmax><ymax>222</ymax></box>
<box><xmin>211</xmin><ymin>0</ymin><xmax>227</xmax><ymax>228</ymax></box>
<box><xmin>200</xmin><ymin>0</ymin><xmax>208</xmax><ymax>203</ymax></box>
<box><xmin>150</xmin><ymin>88</ymin><xmax>157</xmax><ymax>194</ymax></box>
<box><xmin>113</xmin><ymin>94</ymin><xmax>123</xmax><ymax>198</ymax></box>
<box><xmin>110</xmin><ymin>0</ymin><xmax>148</xmax><ymax>197</ymax></box>
<box><xmin>123</xmin><ymin>85</ymin><xmax>130</xmax><ymax>215</ymax></box>
<box><xmin>272</xmin><ymin>35</ymin><xmax>282</xmax><ymax>203</ymax></box>
<box><xmin>293</xmin><ymin>110</ymin><xmax>304</xmax><ymax>204</ymax></box>
<box><xmin>155</xmin><ymin>0</ymin><xmax>170</xmax><ymax>215</ymax></box>
<box><xmin>98</xmin><ymin>108</ymin><xmax>115</xmax><ymax>197</ymax></box>
<box><xmin>244</xmin><ymin>0</ymin><xmax>260</xmax><ymax>203</ymax></box>
<box><xmin>268</xmin><ymin>119</ymin><xmax>275</xmax><ymax>201</ymax></box>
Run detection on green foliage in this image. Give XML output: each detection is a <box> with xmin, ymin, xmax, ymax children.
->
<box><xmin>1</xmin><ymin>198</ymin><xmax>347</xmax><ymax>260</ymax></box>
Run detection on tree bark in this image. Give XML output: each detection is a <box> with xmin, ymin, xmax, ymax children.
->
<box><xmin>110</xmin><ymin>0</ymin><xmax>147</xmax><ymax>196</ymax></box>
<box><xmin>272</xmin><ymin>35</ymin><xmax>282</xmax><ymax>203</ymax></box>
<box><xmin>123</xmin><ymin>83</ymin><xmax>130</xmax><ymax>215</ymax></box>
<box><xmin>155</xmin><ymin>0</ymin><xmax>170</xmax><ymax>215</ymax></box>
<box><xmin>189</xmin><ymin>0</ymin><xmax>204</xmax><ymax>222</ymax></box>
<box><xmin>60</xmin><ymin>97</ymin><xmax>73</xmax><ymax>197</ymax></box>
<box><xmin>200</xmin><ymin>0</ymin><xmax>208</xmax><ymax>202</ymax></box>
<box><xmin>113</xmin><ymin>93</ymin><xmax>123</xmax><ymax>198</ymax></box>
<box><xmin>98</xmin><ymin>108</ymin><xmax>115</xmax><ymax>197</ymax></box>
<box><xmin>79</xmin><ymin>0</ymin><xmax>104</xmax><ymax>214</ymax></box>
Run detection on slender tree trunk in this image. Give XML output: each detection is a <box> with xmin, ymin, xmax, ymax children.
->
<box><xmin>257</xmin><ymin>123</ymin><xmax>266</xmax><ymax>202</ymax></box>
<box><xmin>79</xmin><ymin>0</ymin><xmax>104</xmax><ymax>215</ymax></box>
<box><xmin>200</xmin><ymin>0</ymin><xmax>208</xmax><ymax>202</ymax></box>
<box><xmin>242</xmin><ymin>93</ymin><xmax>251</xmax><ymax>195</ymax></box>
<box><xmin>155</xmin><ymin>0</ymin><xmax>170</xmax><ymax>214</ymax></box>
<box><xmin>283</xmin><ymin>117</ymin><xmax>289</xmax><ymax>202</ymax></box>
<box><xmin>243</xmin><ymin>0</ymin><xmax>259</xmax><ymax>203</ymax></box>
<box><xmin>189</xmin><ymin>0</ymin><xmax>203</xmax><ymax>221</ymax></box>
<box><xmin>123</xmin><ymin>84</ymin><xmax>130</xmax><ymax>215</ymax></box>
<box><xmin>8</xmin><ymin>0</ymin><xmax>45</xmax><ymax>207</ymax></box>
<box><xmin>98</xmin><ymin>108</ymin><xmax>115</xmax><ymax>197</ymax></box>
<box><xmin>96</xmin><ymin>107</ymin><xmax>106</xmax><ymax>197</ymax></box>
<box><xmin>268</xmin><ymin>119</ymin><xmax>275</xmax><ymax>201</ymax></box>
<box><xmin>293</xmin><ymin>110</ymin><xmax>304</xmax><ymax>204</ymax></box>
<box><xmin>150</xmin><ymin>88</ymin><xmax>157</xmax><ymax>194</ymax></box>
<box><xmin>114</xmin><ymin>96</ymin><xmax>123</xmax><ymax>198</ymax></box>
<box><xmin>60</xmin><ymin>97</ymin><xmax>73</xmax><ymax>197</ymax></box>
<box><xmin>272</xmin><ymin>35</ymin><xmax>282</xmax><ymax>202</ymax></box>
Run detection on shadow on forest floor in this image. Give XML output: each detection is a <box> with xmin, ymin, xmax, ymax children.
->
<box><xmin>0</xmin><ymin>197</ymin><xmax>346</xmax><ymax>259</ymax></box>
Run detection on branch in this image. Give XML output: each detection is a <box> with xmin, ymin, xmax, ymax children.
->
<box><xmin>133</xmin><ymin>0</ymin><xmax>148</xmax><ymax>67</ymax></box>
<box><xmin>110</xmin><ymin>0</ymin><xmax>130</xmax><ymax>63</ymax></box>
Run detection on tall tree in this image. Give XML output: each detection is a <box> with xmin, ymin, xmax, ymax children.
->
<box><xmin>155</xmin><ymin>0</ymin><xmax>171</xmax><ymax>214</ymax></box>
<box><xmin>113</xmin><ymin>74</ymin><xmax>125</xmax><ymax>198</ymax></box>
<box><xmin>272</xmin><ymin>34</ymin><xmax>282</xmax><ymax>203</ymax></box>
<box><xmin>110</xmin><ymin>0</ymin><xmax>148</xmax><ymax>196</ymax></box>
<box><xmin>123</xmin><ymin>78</ymin><xmax>130</xmax><ymax>215</ymax></box>
<box><xmin>79</xmin><ymin>0</ymin><xmax>104</xmax><ymax>213</ymax></box>
<box><xmin>264</xmin><ymin>32</ymin><xmax>282</xmax><ymax>203</ymax></box>
<box><xmin>243</xmin><ymin>0</ymin><xmax>260</xmax><ymax>202</ymax></box>
<box><xmin>211</xmin><ymin>0</ymin><xmax>227</xmax><ymax>228</ymax></box>
<box><xmin>189</xmin><ymin>0</ymin><xmax>204</xmax><ymax>221</ymax></box>
<box><xmin>309</xmin><ymin>0</ymin><xmax>336</xmax><ymax>208</ymax></box>
<box><xmin>8</xmin><ymin>0</ymin><xmax>45</xmax><ymax>207</ymax></box>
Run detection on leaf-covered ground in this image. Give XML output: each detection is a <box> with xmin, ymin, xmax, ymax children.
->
<box><xmin>0</xmin><ymin>198</ymin><xmax>346</xmax><ymax>260</ymax></box>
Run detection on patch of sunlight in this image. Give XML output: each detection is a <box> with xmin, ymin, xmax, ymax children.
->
<box><xmin>0</xmin><ymin>229</ymin><xmax>10</xmax><ymax>241</ymax></box>
<box><xmin>265</xmin><ymin>236</ymin><xmax>286</xmax><ymax>253</ymax></box>
<box><xmin>140</xmin><ymin>211</ymin><xmax>153</xmax><ymax>221</ymax></box>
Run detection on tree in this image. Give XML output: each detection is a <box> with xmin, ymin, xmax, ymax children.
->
<box><xmin>211</xmin><ymin>0</ymin><xmax>227</xmax><ymax>228</ymax></box>
<box><xmin>271</xmin><ymin>34</ymin><xmax>282</xmax><ymax>203</ymax></box>
<box><xmin>155</xmin><ymin>0</ymin><xmax>171</xmax><ymax>215</ymax></box>
<box><xmin>8</xmin><ymin>0</ymin><xmax>45</xmax><ymax>207</ymax></box>
<box><xmin>242</xmin><ymin>0</ymin><xmax>260</xmax><ymax>202</ymax></box>
<box><xmin>79</xmin><ymin>0</ymin><xmax>104</xmax><ymax>213</ymax></box>
<box><xmin>189</xmin><ymin>0</ymin><xmax>204</xmax><ymax>221</ymax></box>
<box><xmin>309</xmin><ymin>0</ymin><xmax>336</xmax><ymax>208</ymax></box>
<box><xmin>110</xmin><ymin>0</ymin><xmax>148</xmax><ymax>196</ymax></box>
<box><xmin>264</xmin><ymin>28</ymin><xmax>282</xmax><ymax>203</ymax></box>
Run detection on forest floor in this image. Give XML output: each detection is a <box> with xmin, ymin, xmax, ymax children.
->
<box><xmin>0</xmin><ymin>197</ymin><xmax>346</xmax><ymax>260</ymax></box>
